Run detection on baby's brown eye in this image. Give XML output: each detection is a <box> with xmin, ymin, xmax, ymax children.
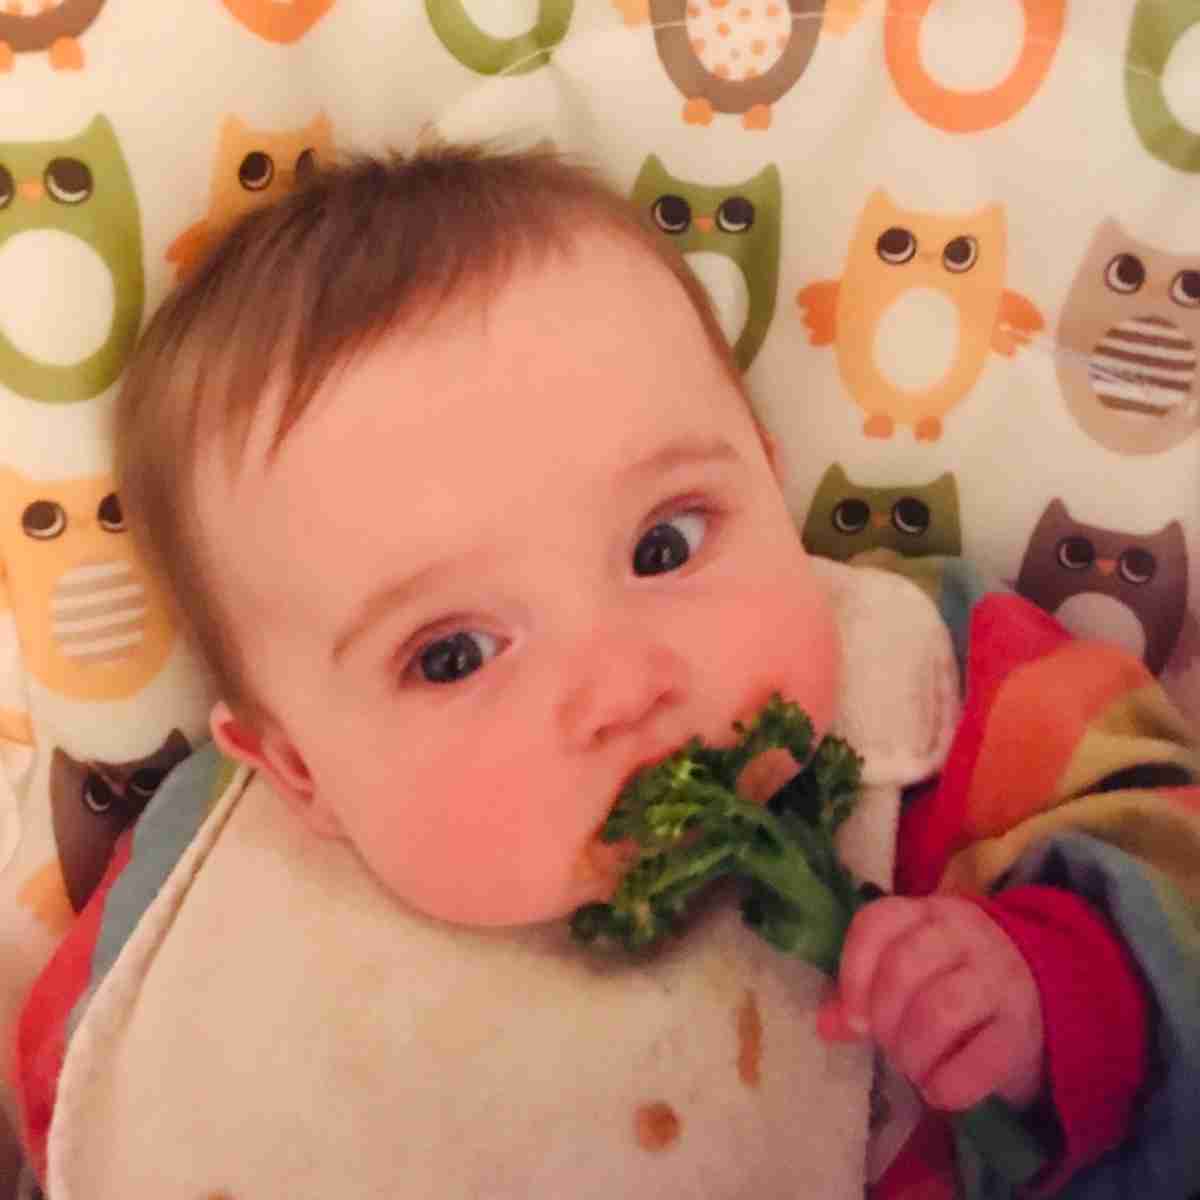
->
<box><xmin>942</xmin><ymin>236</ymin><xmax>978</xmax><ymax>273</ymax></box>
<box><xmin>877</xmin><ymin>227</ymin><xmax>916</xmax><ymax>265</ymax></box>
<box><xmin>98</xmin><ymin>492</ymin><xmax>125</xmax><ymax>532</ymax></box>
<box><xmin>238</xmin><ymin>151</ymin><xmax>274</xmax><ymax>192</ymax></box>
<box><xmin>0</xmin><ymin>165</ymin><xmax>12</xmax><ymax>210</ymax></box>
<box><xmin>633</xmin><ymin>512</ymin><xmax>706</xmax><ymax>576</ymax></box>
<box><xmin>44</xmin><ymin>158</ymin><xmax>92</xmax><ymax>205</ymax></box>
<box><xmin>892</xmin><ymin>497</ymin><xmax>930</xmax><ymax>535</ymax></box>
<box><xmin>1104</xmin><ymin>253</ymin><xmax>1145</xmax><ymax>294</ymax></box>
<box><xmin>418</xmin><ymin>631</ymin><xmax>498</xmax><ymax>684</ymax></box>
<box><xmin>21</xmin><ymin>500</ymin><xmax>66</xmax><ymax>540</ymax></box>
<box><xmin>1118</xmin><ymin>548</ymin><xmax>1155</xmax><ymax>585</ymax></box>
<box><xmin>1057</xmin><ymin>536</ymin><xmax>1095</xmax><ymax>570</ymax></box>
<box><xmin>652</xmin><ymin>195</ymin><xmax>691</xmax><ymax>235</ymax></box>
<box><xmin>832</xmin><ymin>499</ymin><xmax>869</xmax><ymax>535</ymax></box>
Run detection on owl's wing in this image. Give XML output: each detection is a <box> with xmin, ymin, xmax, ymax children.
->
<box><xmin>165</xmin><ymin>220</ymin><xmax>212</xmax><ymax>283</ymax></box>
<box><xmin>992</xmin><ymin>289</ymin><xmax>1044</xmax><ymax>356</ymax></box>
<box><xmin>796</xmin><ymin>279</ymin><xmax>840</xmax><ymax>346</ymax></box>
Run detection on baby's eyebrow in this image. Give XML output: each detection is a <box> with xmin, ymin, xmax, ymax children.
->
<box><xmin>619</xmin><ymin>436</ymin><xmax>740</xmax><ymax>485</ymax></box>
<box><xmin>331</xmin><ymin>558</ymin><xmax>459</xmax><ymax>666</ymax></box>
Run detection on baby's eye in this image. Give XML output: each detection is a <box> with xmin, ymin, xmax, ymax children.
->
<box><xmin>633</xmin><ymin>512</ymin><xmax>707</xmax><ymax>577</ymax></box>
<box><xmin>417</xmin><ymin>631</ymin><xmax>500</xmax><ymax>684</ymax></box>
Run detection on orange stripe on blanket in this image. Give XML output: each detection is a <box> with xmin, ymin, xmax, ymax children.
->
<box><xmin>963</xmin><ymin>641</ymin><xmax>1156</xmax><ymax>840</ymax></box>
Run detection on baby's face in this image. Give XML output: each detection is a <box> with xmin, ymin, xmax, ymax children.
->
<box><xmin>200</xmin><ymin>229</ymin><xmax>841</xmax><ymax>927</ymax></box>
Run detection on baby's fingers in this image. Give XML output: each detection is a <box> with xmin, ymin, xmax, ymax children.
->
<box><xmin>834</xmin><ymin>896</ymin><xmax>929</xmax><ymax>1035</ymax></box>
<box><xmin>918</xmin><ymin>1017</ymin><xmax>1016</xmax><ymax>1112</ymax></box>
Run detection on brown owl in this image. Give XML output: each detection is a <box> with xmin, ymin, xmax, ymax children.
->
<box><xmin>167</xmin><ymin>113</ymin><xmax>334</xmax><ymax>282</ymax></box>
<box><xmin>1015</xmin><ymin>499</ymin><xmax>1188</xmax><ymax>675</ymax></box>
<box><xmin>1057</xmin><ymin>219</ymin><xmax>1200</xmax><ymax>456</ymax></box>
<box><xmin>50</xmin><ymin>729</ymin><xmax>190</xmax><ymax>912</ymax></box>
<box><xmin>614</xmin><ymin>0</ymin><xmax>864</xmax><ymax>130</ymax></box>
<box><xmin>0</xmin><ymin>0</ymin><xmax>105</xmax><ymax>71</ymax></box>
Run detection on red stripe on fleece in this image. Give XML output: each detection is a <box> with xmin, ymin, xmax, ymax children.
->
<box><xmin>968</xmin><ymin>885</ymin><xmax>1149</xmax><ymax>1196</ymax></box>
<box><xmin>897</xmin><ymin>595</ymin><xmax>1075</xmax><ymax>895</ymax></box>
<box><xmin>12</xmin><ymin>828</ymin><xmax>135</xmax><ymax>1182</ymax></box>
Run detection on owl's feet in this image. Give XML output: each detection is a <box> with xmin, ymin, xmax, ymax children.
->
<box><xmin>612</xmin><ymin>0</ymin><xmax>650</xmax><ymax>25</ymax></box>
<box><xmin>915</xmin><ymin>416</ymin><xmax>943</xmax><ymax>442</ymax></box>
<box><xmin>0</xmin><ymin>42</ymin><xmax>12</xmax><ymax>73</ymax></box>
<box><xmin>49</xmin><ymin>36</ymin><xmax>84</xmax><ymax>71</ymax></box>
<box><xmin>742</xmin><ymin>104</ymin><xmax>772</xmax><ymax>131</ymax></box>
<box><xmin>682</xmin><ymin>97</ymin><xmax>715</xmax><ymax>126</ymax></box>
<box><xmin>863</xmin><ymin>414</ymin><xmax>895</xmax><ymax>439</ymax></box>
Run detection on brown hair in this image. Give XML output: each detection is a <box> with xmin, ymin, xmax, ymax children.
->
<box><xmin>115</xmin><ymin>141</ymin><xmax>742</xmax><ymax>723</ymax></box>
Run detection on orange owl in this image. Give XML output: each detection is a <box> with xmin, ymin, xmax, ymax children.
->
<box><xmin>167</xmin><ymin>113</ymin><xmax>334</xmax><ymax>282</ymax></box>
<box><xmin>797</xmin><ymin>190</ymin><xmax>1043</xmax><ymax>440</ymax></box>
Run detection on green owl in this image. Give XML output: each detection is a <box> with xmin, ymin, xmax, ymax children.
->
<box><xmin>0</xmin><ymin>115</ymin><xmax>144</xmax><ymax>404</ymax></box>
<box><xmin>802</xmin><ymin>464</ymin><xmax>962</xmax><ymax>561</ymax></box>
<box><xmin>425</xmin><ymin>0</ymin><xmax>573</xmax><ymax>75</ymax></box>
<box><xmin>631</xmin><ymin>154</ymin><xmax>781</xmax><ymax>372</ymax></box>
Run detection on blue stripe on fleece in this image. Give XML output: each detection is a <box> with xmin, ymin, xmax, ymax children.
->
<box><xmin>66</xmin><ymin>741</ymin><xmax>224</xmax><ymax>1041</ymax></box>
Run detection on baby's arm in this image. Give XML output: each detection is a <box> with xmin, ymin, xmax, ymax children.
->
<box><xmin>821</xmin><ymin>884</ymin><xmax>1151</xmax><ymax>1187</ymax></box>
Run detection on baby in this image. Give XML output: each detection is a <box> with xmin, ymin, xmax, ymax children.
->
<box><xmin>35</xmin><ymin>144</ymin><xmax>1191</xmax><ymax>1197</ymax></box>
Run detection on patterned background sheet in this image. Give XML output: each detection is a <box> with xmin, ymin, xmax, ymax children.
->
<box><xmin>0</xmin><ymin>0</ymin><xmax>1196</xmax><ymax>1131</ymax></box>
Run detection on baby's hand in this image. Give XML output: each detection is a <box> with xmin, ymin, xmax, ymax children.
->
<box><xmin>818</xmin><ymin>895</ymin><xmax>1044</xmax><ymax>1111</ymax></box>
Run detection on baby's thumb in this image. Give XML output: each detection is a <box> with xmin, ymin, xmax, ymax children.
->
<box><xmin>816</xmin><ymin>995</ymin><xmax>869</xmax><ymax>1043</ymax></box>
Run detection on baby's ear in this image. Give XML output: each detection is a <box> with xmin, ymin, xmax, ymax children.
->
<box><xmin>210</xmin><ymin>701</ymin><xmax>343</xmax><ymax>838</ymax></box>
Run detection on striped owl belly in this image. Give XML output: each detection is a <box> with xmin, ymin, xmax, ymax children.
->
<box><xmin>1088</xmin><ymin>314</ymin><xmax>1196</xmax><ymax>420</ymax></box>
<box><xmin>52</xmin><ymin>560</ymin><xmax>148</xmax><ymax>665</ymax></box>
<box><xmin>686</xmin><ymin>0</ymin><xmax>792</xmax><ymax>81</ymax></box>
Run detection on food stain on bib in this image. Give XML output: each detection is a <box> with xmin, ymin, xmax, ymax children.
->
<box><xmin>736</xmin><ymin>987</ymin><xmax>763</xmax><ymax>1087</ymax></box>
<box><xmin>635</xmin><ymin>1101</ymin><xmax>681</xmax><ymax>1151</ymax></box>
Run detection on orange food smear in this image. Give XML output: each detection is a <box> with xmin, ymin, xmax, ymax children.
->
<box><xmin>635</xmin><ymin>1101</ymin><xmax>682</xmax><ymax>1151</ymax></box>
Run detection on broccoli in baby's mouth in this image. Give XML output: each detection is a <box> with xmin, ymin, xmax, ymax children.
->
<box><xmin>570</xmin><ymin>694</ymin><xmax>1046</xmax><ymax>1193</ymax></box>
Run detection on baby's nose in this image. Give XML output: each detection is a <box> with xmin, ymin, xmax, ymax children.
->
<box><xmin>558</xmin><ymin>635</ymin><xmax>689</xmax><ymax>751</ymax></box>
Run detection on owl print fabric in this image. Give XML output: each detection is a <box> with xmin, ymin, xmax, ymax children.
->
<box><xmin>0</xmin><ymin>0</ymin><xmax>1197</xmax><ymax>1173</ymax></box>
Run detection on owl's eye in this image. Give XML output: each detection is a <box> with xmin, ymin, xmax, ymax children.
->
<box><xmin>21</xmin><ymin>500</ymin><xmax>66</xmax><ymax>540</ymax></box>
<box><xmin>716</xmin><ymin>196</ymin><xmax>755</xmax><ymax>234</ymax></box>
<box><xmin>0</xmin><ymin>165</ymin><xmax>12</xmax><ymax>211</ymax></box>
<box><xmin>1104</xmin><ymin>253</ymin><xmax>1145</xmax><ymax>294</ymax></box>
<box><xmin>83</xmin><ymin>773</ymin><xmax>115</xmax><ymax>815</ymax></box>
<box><xmin>129</xmin><ymin>766</ymin><xmax>167</xmax><ymax>800</ymax></box>
<box><xmin>44</xmin><ymin>158</ymin><xmax>93</xmax><ymax>205</ymax></box>
<box><xmin>295</xmin><ymin>148</ymin><xmax>317</xmax><ymax>181</ymax></box>
<box><xmin>942</xmin><ymin>236</ymin><xmax>978</xmax><ymax>274</ymax></box>
<box><xmin>239</xmin><ymin>151</ymin><xmax>275</xmax><ymax>192</ymax></box>
<box><xmin>892</xmin><ymin>497</ymin><xmax>931</xmax><ymax>536</ymax></box>
<box><xmin>832</xmin><ymin>499</ymin><xmax>870</xmax><ymax>535</ymax></box>
<box><xmin>1056</xmin><ymin>536</ymin><xmax>1095</xmax><ymax>570</ymax></box>
<box><xmin>1118</xmin><ymin>548</ymin><xmax>1156</xmax><ymax>585</ymax></box>
<box><xmin>97</xmin><ymin>492</ymin><xmax>125</xmax><ymax>533</ymax></box>
<box><xmin>652</xmin><ymin>195</ymin><xmax>691</xmax><ymax>235</ymax></box>
<box><xmin>876</xmin><ymin>227</ymin><xmax>916</xmax><ymax>266</ymax></box>
<box><xmin>1169</xmin><ymin>269</ymin><xmax>1200</xmax><ymax>308</ymax></box>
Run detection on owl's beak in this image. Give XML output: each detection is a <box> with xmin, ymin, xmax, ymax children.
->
<box><xmin>1096</xmin><ymin>558</ymin><xmax>1117</xmax><ymax>576</ymax></box>
<box><xmin>695</xmin><ymin>215</ymin><xmax>715</xmax><ymax>233</ymax></box>
<box><xmin>872</xmin><ymin>514</ymin><xmax>888</xmax><ymax>528</ymax></box>
<box><xmin>17</xmin><ymin>180</ymin><xmax>44</xmax><ymax>202</ymax></box>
